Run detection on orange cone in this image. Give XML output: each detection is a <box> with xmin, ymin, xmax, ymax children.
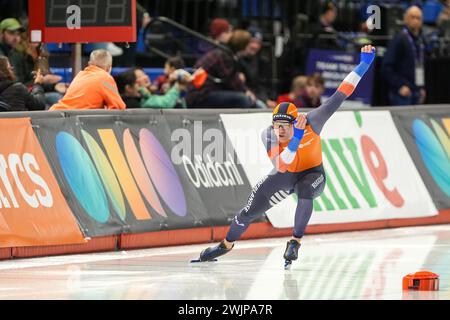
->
<box><xmin>402</xmin><ymin>271</ymin><xmax>439</xmax><ymax>291</ymax></box>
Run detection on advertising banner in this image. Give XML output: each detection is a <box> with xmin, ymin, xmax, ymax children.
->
<box><xmin>391</xmin><ymin>108</ymin><xmax>450</xmax><ymax>210</ymax></box>
<box><xmin>0</xmin><ymin>118</ymin><xmax>85</xmax><ymax>247</ymax></box>
<box><xmin>221</xmin><ymin>111</ymin><xmax>438</xmax><ymax>228</ymax></box>
<box><xmin>165</xmin><ymin>112</ymin><xmax>253</xmax><ymax>226</ymax></box>
<box><xmin>33</xmin><ymin>112</ymin><xmax>252</xmax><ymax>237</ymax></box>
<box><xmin>306</xmin><ymin>49</ymin><xmax>375</xmax><ymax>104</ymax></box>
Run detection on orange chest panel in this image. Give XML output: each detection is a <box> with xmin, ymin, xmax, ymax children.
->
<box><xmin>279</xmin><ymin>125</ymin><xmax>322</xmax><ymax>172</ymax></box>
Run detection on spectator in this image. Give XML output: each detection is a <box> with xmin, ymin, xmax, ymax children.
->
<box><xmin>437</xmin><ymin>0</ymin><xmax>450</xmax><ymax>32</ymax></box>
<box><xmin>115</xmin><ymin>68</ymin><xmax>188</xmax><ymax>109</ymax></box>
<box><xmin>186</xmin><ymin>29</ymin><xmax>256</xmax><ymax>108</ymax></box>
<box><xmin>151</xmin><ymin>56</ymin><xmax>185</xmax><ymax>94</ymax></box>
<box><xmin>49</xmin><ymin>50</ymin><xmax>126</xmax><ymax>110</ymax></box>
<box><xmin>0</xmin><ymin>18</ymin><xmax>23</xmax><ymax>57</ymax></box>
<box><xmin>277</xmin><ymin>74</ymin><xmax>323</xmax><ymax>108</ymax></box>
<box><xmin>0</xmin><ymin>56</ymin><xmax>45</xmax><ymax>112</ymax></box>
<box><xmin>381</xmin><ymin>5</ymin><xmax>426</xmax><ymax>106</ymax></box>
<box><xmin>301</xmin><ymin>73</ymin><xmax>325</xmax><ymax>108</ymax></box>
<box><xmin>210</xmin><ymin>18</ymin><xmax>233</xmax><ymax>45</ymax></box>
<box><xmin>10</xmin><ymin>36</ymin><xmax>67</xmax><ymax>107</ymax></box>
<box><xmin>114</xmin><ymin>69</ymin><xmax>141</xmax><ymax>108</ymax></box>
<box><xmin>308</xmin><ymin>1</ymin><xmax>340</xmax><ymax>50</ymax></box>
<box><xmin>238</xmin><ymin>26</ymin><xmax>271</xmax><ymax>108</ymax></box>
<box><xmin>198</xmin><ymin>18</ymin><xmax>233</xmax><ymax>54</ymax></box>
<box><xmin>134</xmin><ymin>68</ymin><xmax>152</xmax><ymax>92</ymax></box>
<box><xmin>277</xmin><ymin>75</ymin><xmax>308</xmax><ymax>104</ymax></box>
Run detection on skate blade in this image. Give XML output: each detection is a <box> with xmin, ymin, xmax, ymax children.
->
<box><xmin>284</xmin><ymin>260</ymin><xmax>292</xmax><ymax>270</ymax></box>
<box><xmin>190</xmin><ymin>258</ymin><xmax>218</xmax><ymax>263</ymax></box>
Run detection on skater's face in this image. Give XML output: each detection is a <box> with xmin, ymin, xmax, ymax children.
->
<box><xmin>273</xmin><ymin>121</ymin><xmax>293</xmax><ymax>143</ymax></box>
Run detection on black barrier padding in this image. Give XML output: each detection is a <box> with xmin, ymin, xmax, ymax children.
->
<box><xmin>165</xmin><ymin>112</ymin><xmax>255</xmax><ymax>227</ymax></box>
<box><xmin>30</xmin><ymin>110</ymin><xmax>259</xmax><ymax>237</ymax></box>
<box><xmin>32</xmin><ymin>114</ymin><xmax>204</xmax><ymax>236</ymax></box>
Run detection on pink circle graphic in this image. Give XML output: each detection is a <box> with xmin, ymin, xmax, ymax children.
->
<box><xmin>139</xmin><ymin>129</ymin><xmax>187</xmax><ymax>217</ymax></box>
<box><xmin>123</xmin><ymin>129</ymin><xmax>167</xmax><ymax>217</ymax></box>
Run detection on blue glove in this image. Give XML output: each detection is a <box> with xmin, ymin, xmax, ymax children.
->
<box><xmin>293</xmin><ymin>126</ymin><xmax>304</xmax><ymax>139</ymax></box>
<box><xmin>355</xmin><ymin>47</ymin><xmax>376</xmax><ymax>77</ymax></box>
<box><xmin>287</xmin><ymin>122</ymin><xmax>305</xmax><ymax>152</ymax></box>
<box><xmin>360</xmin><ymin>47</ymin><xmax>376</xmax><ymax>66</ymax></box>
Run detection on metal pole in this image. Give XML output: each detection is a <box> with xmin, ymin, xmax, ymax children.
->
<box><xmin>71</xmin><ymin>43</ymin><xmax>82</xmax><ymax>79</ymax></box>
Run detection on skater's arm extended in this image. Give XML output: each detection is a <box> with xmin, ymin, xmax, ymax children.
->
<box><xmin>308</xmin><ymin>45</ymin><xmax>376</xmax><ymax>134</ymax></box>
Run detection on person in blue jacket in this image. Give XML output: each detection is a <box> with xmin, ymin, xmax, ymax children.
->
<box><xmin>381</xmin><ymin>5</ymin><xmax>427</xmax><ymax>106</ymax></box>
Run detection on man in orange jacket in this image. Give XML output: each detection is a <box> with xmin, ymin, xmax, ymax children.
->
<box><xmin>49</xmin><ymin>49</ymin><xmax>126</xmax><ymax>110</ymax></box>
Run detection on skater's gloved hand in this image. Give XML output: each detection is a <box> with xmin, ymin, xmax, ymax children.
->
<box><xmin>293</xmin><ymin>113</ymin><xmax>307</xmax><ymax>139</ymax></box>
<box><xmin>355</xmin><ymin>45</ymin><xmax>376</xmax><ymax>77</ymax></box>
<box><xmin>360</xmin><ymin>45</ymin><xmax>376</xmax><ymax>65</ymax></box>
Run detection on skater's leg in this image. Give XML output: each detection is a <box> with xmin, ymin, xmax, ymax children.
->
<box><xmin>290</xmin><ymin>167</ymin><xmax>326</xmax><ymax>242</ymax></box>
<box><xmin>194</xmin><ymin>172</ymin><xmax>297</xmax><ymax>262</ymax></box>
<box><xmin>282</xmin><ymin>198</ymin><xmax>315</xmax><ymax>265</ymax></box>
<box><xmin>226</xmin><ymin>174</ymin><xmax>293</xmax><ymax>243</ymax></box>
<box><xmin>282</xmin><ymin>200</ymin><xmax>313</xmax><ymax>264</ymax></box>
<box><xmin>293</xmin><ymin>198</ymin><xmax>313</xmax><ymax>240</ymax></box>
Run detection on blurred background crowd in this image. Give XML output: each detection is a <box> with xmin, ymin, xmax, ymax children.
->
<box><xmin>1</xmin><ymin>0</ymin><xmax>450</xmax><ymax>111</ymax></box>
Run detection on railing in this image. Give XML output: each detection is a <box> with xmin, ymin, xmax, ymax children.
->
<box><xmin>143</xmin><ymin>16</ymin><xmax>233</xmax><ymax>60</ymax></box>
<box><xmin>142</xmin><ymin>16</ymin><xmax>280</xmax><ymax>98</ymax></box>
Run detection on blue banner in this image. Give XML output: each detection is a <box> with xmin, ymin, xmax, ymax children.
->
<box><xmin>306</xmin><ymin>49</ymin><xmax>375</xmax><ymax>104</ymax></box>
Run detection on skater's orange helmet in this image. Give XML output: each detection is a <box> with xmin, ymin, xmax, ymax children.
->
<box><xmin>272</xmin><ymin>102</ymin><xmax>298</xmax><ymax>123</ymax></box>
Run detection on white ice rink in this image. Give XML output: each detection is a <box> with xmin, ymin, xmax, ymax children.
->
<box><xmin>0</xmin><ymin>224</ymin><xmax>449</xmax><ymax>300</ymax></box>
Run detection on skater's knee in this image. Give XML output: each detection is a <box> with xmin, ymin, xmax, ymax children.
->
<box><xmin>237</xmin><ymin>209</ymin><xmax>262</xmax><ymax>225</ymax></box>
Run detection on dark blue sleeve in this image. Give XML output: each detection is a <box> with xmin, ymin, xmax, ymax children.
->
<box><xmin>306</xmin><ymin>91</ymin><xmax>347</xmax><ymax>135</ymax></box>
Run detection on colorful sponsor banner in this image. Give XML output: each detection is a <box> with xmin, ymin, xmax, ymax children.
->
<box><xmin>391</xmin><ymin>108</ymin><xmax>450</xmax><ymax>210</ymax></box>
<box><xmin>2</xmin><ymin>108</ymin><xmax>445</xmax><ymax>244</ymax></box>
<box><xmin>221</xmin><ymin>111</ymin><xmax>438</xmax><ymax>228</ymax></box>
<box><xmin>33</xmin><ymin>113</ymin><xmax>251</xmax><ymax>237</ymax></box>
<box><xmin>165</xmin><ymin>113</ymin><xmax>253</xmax><ymax>225</ymax></box>
<box><xmin>0</xmin><ymin>118</ymin><xmax>85</xmax><ymax>247</ymax></box>
<box><xmin>306</xmin><ymin>49</ymin><xmax>375</xmax><ymax>104</ymax></box>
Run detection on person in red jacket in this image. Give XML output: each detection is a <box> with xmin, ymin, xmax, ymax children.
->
<box><xmin>49</xmin><ymin>50</ymin><xmax>126</xmax><ymax>110</ymax></box>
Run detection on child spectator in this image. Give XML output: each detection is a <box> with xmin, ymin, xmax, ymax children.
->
<box><xmin>277</xmin><ymin>75</ymin><xmax>307</xmax><ymax>104</ymax></box>
<box><xmin>151</xmin><ymin>56</ymin><xmax>185</xmax><ymax>94</ymax></box>
<box><xmin>277</xmin><ymin>73</ymin><xmax>324</xmax><ymax>108</ymax></box>
<box><xmin>115</xmin><ymin>68</ymin><xmax>189</xmax><ymax>109</ymax></box>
